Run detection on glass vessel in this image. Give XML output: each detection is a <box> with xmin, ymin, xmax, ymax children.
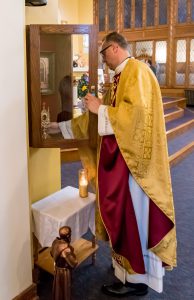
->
<box><xmin>79</xmin><ymin>169</ymin><xmax>88</xmax><ymax>198</ymax></box>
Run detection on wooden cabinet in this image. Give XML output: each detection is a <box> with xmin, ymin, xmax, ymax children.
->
<box><xmin>26</xmin><ymin>24</ymin><xmax>98</xmax><ymax>149</ymax></box>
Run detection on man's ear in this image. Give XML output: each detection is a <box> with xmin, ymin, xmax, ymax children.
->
<box><xmin>113</xmin><ymin>44</ymin><xmax>119</xmax><ymax>54</ymax></box>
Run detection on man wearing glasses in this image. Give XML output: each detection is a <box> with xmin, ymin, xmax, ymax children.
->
<box><xmin>50</xmin><ymin>32</ymin><xmax>177</xmax><ymax>298</ymax></box>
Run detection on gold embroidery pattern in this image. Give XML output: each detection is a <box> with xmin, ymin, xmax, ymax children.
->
<box><xmin>132</xmin><ymin>109</ymin><xmax>153</xmax><ymax>176</ymax></box>
<box><xmin>110</xmin><ymin>74</ymin><xmax>120</xmax><ymax>106</ymax></box>
<box><xmin>112</xmin><ymin>250</ymin><xmax>136</xmax><ymax>274</ymax></box>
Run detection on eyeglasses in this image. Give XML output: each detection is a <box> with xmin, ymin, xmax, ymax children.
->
<box><xmin>100</xmin><ymin>44</ymin><xmax>112</xmax><ymax>56</ymax></box>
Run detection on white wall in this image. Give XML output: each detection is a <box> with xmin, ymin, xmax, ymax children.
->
<box><xmin>0</xmin><ymin>1</ymin><xmax>32</xmax><ymax>299</ymax></box>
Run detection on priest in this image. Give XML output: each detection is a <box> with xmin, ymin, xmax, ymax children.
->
<box><xmin>49</xmin><ymin>31</ymin><xmax>177</xmax><ymax>297</ymax></box>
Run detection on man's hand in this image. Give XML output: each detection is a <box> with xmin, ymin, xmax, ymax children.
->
<box><xmin>47</xmin><ymin>122</ymin><xmax>61</xmax><ymax>134</ymax></box>
<box><xmin>84</xmin><ymin>93</ymin><xmax>102</xmax><ymax>114</ymax></box>
<box><xmin>49</xmin><ymin>122</ymin><xmax>59</xmax><ymax>129</ymax></box>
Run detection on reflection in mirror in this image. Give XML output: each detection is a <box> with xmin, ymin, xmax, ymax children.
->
<box><xmin>72</xmin><ymin>34</ymin><xmax>89</xmax><ymax>118</ymax></box>
<box><xmin>39</xmin><ymin>33</ymin><xmax>89</xmax><ymax>140</ymax></box>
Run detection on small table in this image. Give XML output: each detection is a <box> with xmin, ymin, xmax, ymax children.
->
<box><xmin>31</xmin><ymin>186</ymin><xmax>98</xmax><ymax>274</ymax></box>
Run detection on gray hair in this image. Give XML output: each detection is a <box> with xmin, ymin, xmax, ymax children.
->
<box><xmin>102</xmin><ymin>32</ymin><xmax>129</xmax><ymax>50</ymax></box>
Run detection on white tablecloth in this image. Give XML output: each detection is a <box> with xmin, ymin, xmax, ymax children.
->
<box><xmin>31</xmin><ymin>186</ymin><xmax>96</xmax><ymax>247</ymax></box>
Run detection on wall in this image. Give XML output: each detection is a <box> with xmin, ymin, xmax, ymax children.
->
<box><xmin>0</xmin><ymin>1</ymin><xmax>32</xmax><ymax>299</ymax></box>
<box><xmin>29</xmin><ymin>148</ymin><xmax>61</xmax><ymax>203</ymax></box>
<box><xmin>26</xmin><ymin>0</ymin><xmax>61</xmax><ymax>203</ymax></box>
<box><xmin>78</xmin><ymin>0</ymin><xmax>93</xmax><ymax>24</ymax></box>
<box><xmin>25</xmin><ymin>0</ymin><xmax>59</xmax><ymax>24</ymax></box>
<box><xmin>59</xmin><ymin>0</ymin><xmax>79</xmax><ymax>24</ymax></box>
<box><xmin>59</xmin><ymin>0</ymin><xmax>93</xmax><ymax>24</ymax></box>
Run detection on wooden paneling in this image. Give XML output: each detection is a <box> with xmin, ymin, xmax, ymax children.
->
<box><xmin>175</xmin><ymin>24</ymin><xmax>194</xmax><ymax>37</ymax></box>
<box><xmin>123</xmin><ymin>27</ymin><xmax>168</xmax><ymax>41</ymax></box>
<box><xmin>94</xmin><ymin>0</ymin><xmax>194</xmax><ymax>89</ymax></box>
<box><xmin>60</xmin><ymin>148</ymin><xmax>80</xmax><ymax>163</ymax></box>
<box><xmin>161</xmin><ymin>88</ymin><xmax>185</xmax><ymax>97</ymax></box>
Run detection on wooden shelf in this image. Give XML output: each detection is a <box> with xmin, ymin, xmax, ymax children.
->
<box><xmin>35</xmin><ymin>238</ymin><xmax>99</xmax><ymax>275</ymax></box>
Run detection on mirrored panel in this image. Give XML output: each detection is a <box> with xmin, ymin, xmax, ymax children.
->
<box><xmin>40</xmin><ymin>33</ymin><xmax>89</xmax><ymax>128</ymax></box>
<box><xmin>27</xmin><ymin>25</ymin><xmax>98</xmax><ymax>148</ymax></box>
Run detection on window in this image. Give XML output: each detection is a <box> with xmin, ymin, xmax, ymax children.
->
<box><xmin>146</xmin><ymin>0</ymin><xmax>155</xmax><ymax>27</ymax></box>
<box><xmin>109</xmin><ymin>0</ymin><xmax>116</xmax><ymax>30</ymax></box>
<box><xmin>159</xmin><ymin>0</ymin><xmax>167</xmax><ymax>25</ymax></box>
<box><xmin>124</xmin><ymin>0</ymin><xmax>131</xmax><ymax>28</ymax></box>
<box><xmin>178</xmin><ymin>0</ymin><xmax>187</xmax><ymax>23</ymax></box>
<box><xmin>135</xmin><ymin>0</ymin><xmax>143</xmax><ymax>28</ymax></box>
<box><xmin>155</xmin><ymin>41</ymin><xmax>167</xmax><ymax>85</ymax></box>
<box><xmin>176</xmin><ymin>39</ymin><xmax>186</xmax><ymax>85</ymax></box>
<box><xmin>99</xmin><ymin>0</ymin><xmax>106</xmax><ymax>31</ymax></box>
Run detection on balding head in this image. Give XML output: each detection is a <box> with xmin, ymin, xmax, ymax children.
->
<box><xmin>101</xmin><ymin>32</ymin><xmax>129</xmax><ymax>53</ymax></box>
<box><xmin>100</xmin><ymin>32</ymin><xmax>130</xmax><ymax>70</ymax></box>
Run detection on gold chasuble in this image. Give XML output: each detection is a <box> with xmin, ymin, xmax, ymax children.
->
<box><xmin>71</xmin><ymin>59</ymin><xmax>177</xmax><ymax>273</ymax></box>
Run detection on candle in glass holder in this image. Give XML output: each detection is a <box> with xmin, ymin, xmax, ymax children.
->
<box><xmin>79</xmin><ymin>169</ymin><xmax>88</xmax><ymax>198</ymax></box>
